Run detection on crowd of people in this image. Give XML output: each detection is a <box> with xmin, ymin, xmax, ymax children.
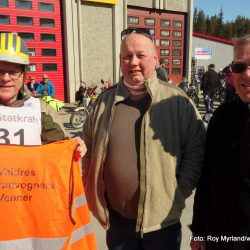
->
<box><xmin>1</xmin><ymin>28</ymin><xmax>250</xmax><ymax>250</ymax></box>
<box><xmin>26</xmin><ymin>73</ymin><xmax>55</xmax><ymax>97</ymax></box>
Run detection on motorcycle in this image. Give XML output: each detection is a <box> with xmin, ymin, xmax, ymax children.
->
<box><xmin>70</xmin><ymin>85</ymin><xmax>96</xmax><ymax>129</ymax></box>
<box><xmin>215</xmin><ymin>78</ymin><xmax>226</xmax><ymax>104</ymax></box>
<box><xmin>70</xmin><ymin>106</ymin><xmax>89</xmax><ymax>129</ymax></box>
<box><xmin>186</xmin><ymin>82</ymin><xmax>200</xmax><ymax>108</ymax></box>
<box><xmin>203</xmin><ymin>110</ymin><xmax>213</xmax><ymax>124</ymax></box>
<box><xmin>179</xmin><ymin>80</ymin><xmax>199</xmax><ymax>108</ymax></box>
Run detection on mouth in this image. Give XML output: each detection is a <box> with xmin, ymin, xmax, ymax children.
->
<box><xmin>0</xmin><ymin>84</ymin><xmax>13</xmax><ymax>88</ymax></box>
<box><xmin>241</xmin><ymin>83</ymin><xmax>250</xmax><ymax>88</ymax></box>
<box><xmin>129</xmin><ymin>69</ymin><xmax>141</xmax><ymax>75</ymax></box>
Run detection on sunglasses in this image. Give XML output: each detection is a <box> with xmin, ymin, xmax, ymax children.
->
<box><xmin>121</xmin><ymin>28</ymin><xmax>153</xmax><ymax>41</ymax></box>
<box><xmin>231</xmin><ymin>62</ymin><xmax>250</xmax><ymax>73</ymax></box>
<box><xmin>43</xmin><ymin>77</ymin><xmax>48</xmax><ymax>79</ymax></box>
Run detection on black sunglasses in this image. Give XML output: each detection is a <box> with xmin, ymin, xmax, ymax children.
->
<box><xmin>231</xmin><ymin>62</ymin><xmax>250</xmax><ymax>73</ymax></box>
<box><xmin>121</xmin><ymin>28</ymin><xmax>153</xmax><ymax>41</ymax></box>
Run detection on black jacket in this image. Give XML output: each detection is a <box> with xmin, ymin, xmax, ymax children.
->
<box><xmin>201</xmin><ymin>69</ymin><xmax>220</xmax><ymax>90</ymax></box>
<box><xmin>156</xmin><ymin>67</ymin><xmax>168</xmax><ymax>82</ymax></box>
<box><xmin>191</xmin><ymin>98</ymin><xmax>250</xmax><ymax>238</ymax></box>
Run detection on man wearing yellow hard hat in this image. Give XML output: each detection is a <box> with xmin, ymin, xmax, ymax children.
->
<box><xmin>0</xmin><ymin>32</ymin><xmax>67</xmax><ymax>144</ymax></box>
<box><xmin>0</xmin><ymin>33</ymin><xmax>97</xmax><ymax>249</ymax></box>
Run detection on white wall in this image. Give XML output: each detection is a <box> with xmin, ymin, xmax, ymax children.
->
<box><xmin>192</xmin><ymin>36</ymin><xmax>234</xmax><ymax>72</ymax></box>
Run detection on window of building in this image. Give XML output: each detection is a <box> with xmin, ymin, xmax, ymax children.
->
<box><xmin>160</xmin><ymin>30</ymin><xmax>170</xmax><ymax>37</ymax></box>
<box><xmin>39</xmin><ymin>2</ymin><xmax>54</xmax><ymax>12</ymax></box>
<box><xmin>160</xmin><ymin>39</ymin><xmax>170</xmax><ymax>46</ymax></box>
<box><xmin>42</xmin><ymin>63</ymin><xmax>57</xmax><ymax>71</ymax></box>
<box><xmin>18</xmin><ymin>32</ymin><xmax>34</xmax><ymax>41</ymax></box>
<box><xmin>28</xmin><ymin>48</ymin><xmax>36</xmax><ymax>57</ymax></box>
<box><xmin>160</xmin><ymin>19</ymin><xmax>170</xmax><ymax>27</ymax></box>
<box><xmin>172</xmin><ymin>49</ymin><xmax>181</xmax><ymax>56</ymax></box>
<box><xmin>172</xmin><ymin>68</ymin><xmax>181</xmax><ymax>74</ymax></box>
<box><xmin>42</xmin><ymin>48</ymin><xmax>56</xmax><ymax>56</ymax></box>
<box><xmin>173</xmin><ymin>31</ymin><xmax>182</xmax><ymax>38</ymax></box>
<box><xmin>16</xmin><ymin>0</ymin><xmax>32</xmax><ymax>9</ymax></box>
<box><xmin>17</xmin><ymin>16</ymin><xmax>33</xmax><ymax>26</ymax></box>
<box><xmin>41</xmin><ymin>33</ymin><xmax>56</xmax><ymax>42</ymax></box>
<box><xmin>145</xmin><ymin>18</ymin><xmax>155</xmax><ymax>26</ymax></box>
<box><xmin>160</xmin><ymin>49</ymin><xmax>169</xmax><ymax>56</ymax></box>
<box><xmin>172</xmin><ymin>59</ymin><xmax>181</xmax><ymax>65</ymax></box>
<box><xmin>0</xmin><ymin>15</ymin><xmax>10</xmax><ymax>24</ymax></box>
<box><xmin>128</xmin><ymin>16</ymin><xmax>139</xmax><ymax>24</ymax></box>
<box><xmin>0</xmin><ymin>0</ymin><xmax>8</xmax><ymax>7</ymax></box>
<box><xmin>27</xmin><ymin>63</ymin><xmax>37</xmax><ymax>72</ymax></box>
<box><xmin>40</xmin><ymin>18</ymin><xmax>55</xmax><ymax>27</ymax></box>
<box><xmin>173</xmin><ymin>21</ymin><xmax>182</xmax><ymax>28</ymax></box>
<box><xmin>172</xmin><ymin>40</ymin><xmax>182</xmax><ymax>47</ymax></box>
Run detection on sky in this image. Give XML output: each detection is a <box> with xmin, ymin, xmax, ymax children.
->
<box><xmin>194</xmin><ymin>0</ymin><xmax>250</xmax><ymax>22</ymax></box>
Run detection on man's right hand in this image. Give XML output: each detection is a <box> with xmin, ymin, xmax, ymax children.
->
<box><xmin>190</xmin><ymin>239</ymin><xmax>206</xmax><ymax>250</ymax></box>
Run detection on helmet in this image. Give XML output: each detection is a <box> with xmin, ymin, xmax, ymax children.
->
<box><xmin>0</xmin><ymin>33</ymin><xmax>29</xmax><ymax>65</ymax></box>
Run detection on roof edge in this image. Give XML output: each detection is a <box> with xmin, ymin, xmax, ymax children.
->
<box><xmin>193</xmin><ymin>32</ymin><xmax>235</xmax><ymax>45</ymax></box>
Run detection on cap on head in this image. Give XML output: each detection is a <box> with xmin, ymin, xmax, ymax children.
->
<box><xmin>0</xmin><ymin>33</ymin><xmax>29</xmax><ymax>65</ymax></box>
<box><xmin>208</xmin><ymin>63</ymin><xmax>215</xmax><ymax>68</ymax></box>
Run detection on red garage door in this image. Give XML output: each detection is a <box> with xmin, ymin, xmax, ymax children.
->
<box><xmin>128</xmin><ymin>7</ymin><xmax>186</xmax><ymax>84</ymax></box>
<box><xmin>0</xmin><ymin>0</ymin><xmax>65</xmax><ymax>100</ymax></box>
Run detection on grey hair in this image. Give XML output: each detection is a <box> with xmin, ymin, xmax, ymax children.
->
<box><xmin>233</xmin><ymin>34</ymin><xmax>250</xmax><ymax>52</ymax></box>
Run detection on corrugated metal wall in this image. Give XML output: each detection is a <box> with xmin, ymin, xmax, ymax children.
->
<box><xmin>192</xmin><ymin>36</ymin><xmax>234</xmax><ymax>72</ymax></box>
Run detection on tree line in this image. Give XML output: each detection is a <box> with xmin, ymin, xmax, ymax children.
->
<box><xmin>193</xmin><ymin>7</ymin><xmax>250</xmax><ymax>40</ymax></box>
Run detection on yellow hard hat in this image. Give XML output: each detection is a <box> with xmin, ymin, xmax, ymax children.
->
<box><xmin>0</xmin><ymin>33</ymin><xmax>29</xmax><ymax>65</ymax></box>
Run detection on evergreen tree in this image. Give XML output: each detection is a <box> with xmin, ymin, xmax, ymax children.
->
<box><xmin>193</xmin><ymin>7</ymin><xmax>250</xmax><ymax>40</ymax></box>
<box><xmin>196</xmin><ymin>9</ymin><xmax>206</xmax><ymax>34</ymax></box>
<box><xmin>214</xmin><ymin>7</ymin><xmax>224</xmax><ymax>38</ymax></box>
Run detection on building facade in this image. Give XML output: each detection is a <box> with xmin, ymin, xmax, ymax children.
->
<box><xmin>0</xmin><ymin>0</ymin><xmax>65</xmax><ymax>100</ymax></box>
<box><xmin>0</xmin><ymin>0</ymin><xmax>193</xmax><ymax>102</ymax></box>
<box><xmin>192</xmin><ymin>32</ymin><xmax>234</xmax><ymax>73</ymax></box>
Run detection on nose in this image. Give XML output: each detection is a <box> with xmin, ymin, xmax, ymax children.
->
<box><xmin>1</xmin><ymin>72</ymin><xmax>11</xmax><ymax>81</ymax></box>
<box><xmin>130</xmin><ymin>55</ymin><xmax>139</xmax><ymax>65</ymax></box>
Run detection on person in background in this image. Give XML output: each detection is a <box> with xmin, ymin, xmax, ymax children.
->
<box><xmin>156</xmin><ymin>57</ymin><xmax>168</xmax><ymax>82</ymax></box>
<box><xmin>179</xmin><ymin>76</ymin><xmax>189</xmax><ymax>92</ymax></box>
<box><xmin>200</xmin><ymin>63</ymin><xmax>220</xmax><ymax>112</ymax></box>
<box><xmin>224</xmin><ymin>63</ymin><xmax>237</xmax><ymax>102</ymax></box>
<box><xmin>82</xmin><ymin>27</ymin><xmax>205</xmax><ymax>250</ymax></box>
<box><xmin>36</xmin><ymin>73</ymin><xmax>55</xmax><ymax>98</ymax></box>
<box><xmin>190</xmin><ymin>34</ymin><xmax>250</xmax><ymax>250</ymax></box>
<box><xmin>26</xmin><ymin>76</ymin><xmax>39</xmax><ymax>95</ymax></box>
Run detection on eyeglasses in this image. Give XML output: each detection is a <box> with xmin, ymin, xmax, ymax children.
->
<box><xmin>231</xmin><ymin>62</ymin><xmax>250</xmax><ymax>73</ymax></box>
<box><xmin>121</xmin><ymin>28</ymin><xmax>153</xmax><ymax>41</ymax></box>
<box><xmin>0</xmin><ymin>70</ymin><xmax>22</xmax><ymax>80</ymax></box>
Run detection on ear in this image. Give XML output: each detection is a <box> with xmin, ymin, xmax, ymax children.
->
<box><xmin>154</xmin><ymin>51</ymin><xmax>159</xmax><ymax>67</ymax></box>
<box><xmin>119</xmin><ymin>53</ymin><xmax>122</xmax><ymax>64</ymax></box>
